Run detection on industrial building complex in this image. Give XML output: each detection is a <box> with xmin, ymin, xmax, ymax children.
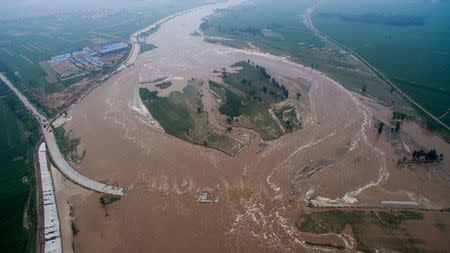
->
<box><xmin>46</xmin><ymin>41</ymin><xmax>129</xmax><ymax>80</ymax></box>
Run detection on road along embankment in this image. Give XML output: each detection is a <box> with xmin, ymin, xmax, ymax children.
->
<box><xmin>38</xmin><ymin>143</ymin><xmax>62</xmax><ymax>253</ymax></box>
<box><xmin>0</xmin><ymin>73</ymin><xmax>125</xmax><ymax>196</ymax></box>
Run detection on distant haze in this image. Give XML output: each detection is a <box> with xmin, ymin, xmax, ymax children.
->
<box><xmin>2</xmin><ymin>0</ymin><xmax>203</xmax><ymax>18</ymax></box>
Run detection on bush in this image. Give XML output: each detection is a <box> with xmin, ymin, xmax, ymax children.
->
<box><xmin>99</xmin><ymin>195</ymin><xmax>121</xmax><ymax>205</ymax></box>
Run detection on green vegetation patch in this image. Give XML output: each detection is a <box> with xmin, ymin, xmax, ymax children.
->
<box><xmin>155</xmin><ymin>81</ymin><xmax>172</xmax><ymax>89</ymax></box>
<box><xmin>140</xmin><ymin>43</ymin><xmax>157</xmax><ymax>54</ymax></box>
<box><xmin>296</xmin><ymin>210</ymin><xmax>428</xmax><ymax>252</ymax></box>
<box><xmin>222</xmin><ymin>61</ymin><xmax>288</xmax><ymax>104</ymax></box>
<box><xmin>0</xmin><ymin>82</ymin><xmax>41</xmax><ymax>253</ymax></box>
<box><xmin>295</xmin><ymin>213</ymin><xmax>329</xmax><ymax>234</ymax></box>
<box><xmin>378</xmin><ymin>211</ymin><xmax>424</xmax><ymax>226</ymax></box>
<box><xmin>275</xmin><ymin>105</ymin><xmax>302</xmax><ymax>132</ymax></box>
<box><xmin>139</xmin><ymin>88</ymin><xmax>194</xmax><ymax>140</ymax></box>
<box><xmin>199</xmin><ymin>0</ymin><xmax>450</xmax><ymax>139</ymax></box>
<box><xmin>211</xmin><ymin>61</ymin><xmax>295</xmax><ymax>140</ymax></box>
<box><xmin>219</xmin><ymin>88</ymin><xmax>244</xmax><ymax>118</ymax></box>
<box><xmin>305</xmin><ymin>241</ymin><xmax>345</xmax><ymax>250</ymax></box>
<box><xmin>54</xmin><ymin>126</ymin><xmax>85</xmax><ymax>163</ymax></box>
<box><xmin>140</xmin><ymin>85</ymin><xmax>242</xmax><ymax>155</ymax></box>
<box><xmin>99</xmin><ymin>195</ymin><xmax>121</xmax><ymax>205</ymax></box>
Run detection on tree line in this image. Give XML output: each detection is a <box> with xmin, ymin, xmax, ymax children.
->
<box><xmin>412</xmin><ymin>149</ymin><xmax>442</xmax><ymax>161</ymax></box>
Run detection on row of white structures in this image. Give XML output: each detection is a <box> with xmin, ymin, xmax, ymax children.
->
<box><xmin>39</xmin><ymin>143</ymin><xmax>62</xmax><ymax>253</ymax></box>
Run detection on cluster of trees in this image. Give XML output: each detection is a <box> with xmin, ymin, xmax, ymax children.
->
<box><xmin>393</xmin><ymin>111</ymin><xmax>408</xmax><ymax>120</ymax></box>
<box><xmin>393</xmin><ymin>121</ymin><xmax>400</xmax><ymax>132</ymax></box>
<box><xmin>256</xmin><ymin>65</ymin><xmax>271</xmax><ymax>80</ymax></box>
<box><xmin>412</xmin><ymin>149</ymin><xmax>443</xmax><ymax>161</ymax></box>
<box><xmin>200</xmin><ymin>22</ymin><xmax>261</xmax><ymax>36</ymax></box>
<box><xmin>0</xmin><ymin>84</ymin><xmax>41</xmax><ymax>144</ymax></box>
<box><xmin>281</xmin><ymin>85</ymin><xmax>289</xmax><ymax>98</ymax></box>
<box><xmin>378</xmin><ymin>122</ymin><xmax>384</xmax><ymax>134</ymax></box>
<box><xmin>254</xmin><ymin>64</ymin><xmax>289</xmax><ymax>98</ymax></box>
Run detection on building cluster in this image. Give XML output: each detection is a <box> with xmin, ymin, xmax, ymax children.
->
<box><xmin>47</xmin><ymin>41</ymin><xmax>129</xmax><ymax>80</ymax></box>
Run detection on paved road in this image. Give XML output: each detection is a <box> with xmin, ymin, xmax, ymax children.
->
<box><xmin>38</xmin><ymin>143</ymin><xmax>62</xmax><ymax>253</ymax></box>
<box><xmin>0</xmin><ymin>73</ymin><xmax>125</xmax><ymax>196</ymax></box>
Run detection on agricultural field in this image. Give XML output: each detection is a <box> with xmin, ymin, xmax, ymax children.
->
<box><xmin>0</xmin><ymin>81</ymin><xmax>41</xmax><ymax>253</ymax></box>
<box><xmin>296</xmin><ymin>209</ymin><xmax>450</xmax><ymax>252</ymax></box>
<box><xmin>0</xmin><ymin>0</ymin><xmax>207</xmax><ymax>115</ymax></box>
<box><xmin>313</xmin><ymin>0</ymin><xmax>450</xmax><ymax>126</ymax></box>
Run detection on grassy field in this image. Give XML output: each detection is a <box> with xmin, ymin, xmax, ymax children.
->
<box><xmin>0</xmin><ymin>81</ymin><xmax>41</xmax><ymax>253</ymax></box>
<box><xmin>296</xmin><ymin>209</ymin><xmax>445</xmax><ymax>252</ymax></box>
<box><xmin>210</xmin><ymin>61</ymin><xmax>301</xmax><ymax>139</ymax></box>
<box><xmin>140</xmin><ymin>88</ymin><xmax>195</xmax><ymax>140</ymax></box>
<box><xmin>140</xmin><ymin>43</ymin><xmax>157</xmax><ymax>54</ymax></box>
<box><xmin>140</xmin><ymin>85</ymin><xmax>241</xmax><ymax>155</ymax></box>
<box><xmin>54</xmin><ymin>126</ymin><xmax>85</xmax><ymax>163</ymax></box>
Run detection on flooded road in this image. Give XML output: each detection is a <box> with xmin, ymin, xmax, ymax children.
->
<box><xmin>63</xmin><ymin>0</ymin><xmax>450</xmax><ymax>252</ymax></box>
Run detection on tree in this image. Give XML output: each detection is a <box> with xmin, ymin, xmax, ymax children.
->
<box><xmin>425</xmin><ymin>149</ymin><xmax>438</xmax><ymax>161</ymax></box>
<box><xmin>362</xmin><ymin>85</ymin><xmax>367</xmax><ymax>93</ymax></box>
<box><xmin>395</xmin><ymin>121</ymin><xmax>400</xmax><ymax>132</ymax></box>
<box><xmin>377</xmin><ymin>122</ymin><xmax>384</xmax><ymax>134</ymax></box>
<box><xmin>281</xmin><ymin>85</ymin><xmax>289</xmax><ymax>98</ymax></box>
<box><xmin>263</xmin><ymin>86</ymin><xmax>267</xmax><ymax>94</ymax></box>
<box><xmin>296</xmin><ymin>92</ymin><xmax>301</xmax><ymax>99</ymax></box>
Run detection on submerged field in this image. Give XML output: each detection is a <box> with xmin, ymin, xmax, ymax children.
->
<box><xmin>0</xmin><ymin>81</ymin><xmax>41</xmax><ymax>253</ymax></box>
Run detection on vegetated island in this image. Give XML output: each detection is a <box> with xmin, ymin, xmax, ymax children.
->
<box><xmin>140</xmin><ymin>61</ymin><xmax>306</xmax><ymax>155</ymax></box>
<box><xmin>155</xmin><ymin>81</ymin><xmax>172</xmax><ymax>89</ymax></box>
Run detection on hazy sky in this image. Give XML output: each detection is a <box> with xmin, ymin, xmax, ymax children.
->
<box><xmin>2</xmin><ymin>0</ymin><xmax>189</xmax><ymax>18</ymax></box>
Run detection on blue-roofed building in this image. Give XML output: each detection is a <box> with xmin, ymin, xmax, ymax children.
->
<box><xmin>91</xmin><ymin>42</ymin><xmax>129</xmax><ymax>55</ymax></box>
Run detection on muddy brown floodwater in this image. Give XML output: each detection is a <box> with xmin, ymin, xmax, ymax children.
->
<box><xmin>61</xmin><ymin>0</ymin><xmax>449</xmax><ymax>252</ymax></box>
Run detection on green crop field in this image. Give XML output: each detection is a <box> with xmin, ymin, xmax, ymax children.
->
<box><xmin>313</xmin><ymin>0</ymin><xmax>450</xmax><ymax>126</ymax></box>
<box><xmin>0</xmin><ymin>0</ymin><xmax>207</xmax><ymax>115</ymax></box>
<box><xmin>0</xmin><ymin>81</ymin><xmax>41</xmax><ymax>253</ymax></box>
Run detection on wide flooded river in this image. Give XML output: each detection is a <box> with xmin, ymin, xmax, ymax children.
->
<box><xmin>63</xmin><ymin>0</ymin><xmax>449</xmax><ymax>252</ymax></box>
